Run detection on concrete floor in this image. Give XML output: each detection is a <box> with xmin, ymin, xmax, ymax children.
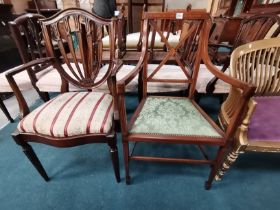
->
<box><xmin>0</xmin><ymin>89</ymin><xmax>39</xmax><ymax>129</ymax></box>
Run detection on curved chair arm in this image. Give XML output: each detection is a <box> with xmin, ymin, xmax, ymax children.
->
<box><xmin>116</xmin><ymin>20</ymin><xmax>149</xmax><ymax>134</ymax></box>
<box><xmin>206</xmin><ymin>57</ymin><xmax>230</xmax><ymax>93</ymax></box>
<box><xmin>201</xmin><ymin>20</ymin><xmax>256</xmax><ymax>140</ymax></box>
<box><xmin>5</xmin><ymin>57</ymin><xmax>55</xmax><ymax>118</ymax></box>
<box><xmin>116</xmin><ymin>19</ymin><xmax>149</xmax><ymax>95</ymax></box>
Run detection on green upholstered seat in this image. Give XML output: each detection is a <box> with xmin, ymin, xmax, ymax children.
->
<box><xmin>130</xmin><ymin>97</ymin><xmax>222</xmax><ymax>138</ymax></box>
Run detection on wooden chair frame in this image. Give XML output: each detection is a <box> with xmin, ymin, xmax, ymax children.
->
<box><xmin>6</xmin><ymin>8</ymin><xmax>121</xmax><ymax>182</ymax></box>
<box><xmin>8</xmin><ymin>13</ymin><xmax>51</xmax><ymax>102</ymax></box>
<box><xmin>116</xmin><ymin>11</ymin><xmax>255</xmax><ymax>189</ymax></box>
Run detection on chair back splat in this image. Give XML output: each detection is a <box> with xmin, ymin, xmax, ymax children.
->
<box><xmin>117</xmin><ymin>10</ymin><xmax>255</xmax><ymax>189</ymax></box>
<box><xmin>41</xmin><ymin>8</ymin><xmax>117</xmax><ymax>91</ymax></box>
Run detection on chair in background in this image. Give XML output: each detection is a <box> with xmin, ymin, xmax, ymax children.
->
<box><xmin>117</xmin><ymin>11</ymin><xmax>255</xmax><ymax>189</ymax></box>
<box><xmin>205</xmin><ymin>14</ymin><xmax>280</xmax><ymax>94</ymax></box>
<box><xmin>113</xmin><ymin>1</ymin><xmax>167</xmax><ymax>63</ymax></box>
<box><xmin>6</xmin><ymin>8</ymin><xmax>120</xmax><ymax>182</ymax></box>
<box><xmin>8</xmin><ymin>13</ymin><xmax>52</xmax><ymax>101</ymax></box>
<box><xmin>0</xmin><ymin>13</ymin><xmax>52</xmax><ymax>123</ymax></box>
<box><xmin>216</xmin><ymin>37</ymin><xmax>280</xmax><ymax>180</ymax></box>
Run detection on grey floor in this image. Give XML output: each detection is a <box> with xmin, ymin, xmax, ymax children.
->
<box><xmin>0</xmin><ymin>89</ymin><xmax>39</xmax><ymax>129</ymax></box>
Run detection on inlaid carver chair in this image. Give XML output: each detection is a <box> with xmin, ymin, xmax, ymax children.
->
<box><xmin>6</xmin><ymin>8</ymin><xmax>120</xmax><ymax>182</ymax></box>
<box><xmin>215</xmin><ymin>37</ymin><xmax>280</xmax><ymax>180</ymax></box>
<box><xmin>205</xmin><ymin>14</ymin><xmax>280</xmax><ymax>94</ymax></box>
<box><xmin>117</xmin><ymin>11</ymin><xmax>255</xmax><ymax>189</ymax></box>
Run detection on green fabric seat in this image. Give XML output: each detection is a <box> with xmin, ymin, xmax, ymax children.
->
<box><xmin>130</xmin><ymin>97</ymin><xmax>222</xmax><ymax>137</ymax></box>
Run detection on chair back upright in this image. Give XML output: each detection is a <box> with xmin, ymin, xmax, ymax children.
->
<box><xmin>40</xmin><ymin>8</ymin><xmax>117</xmax><ymax>92</ymax></box>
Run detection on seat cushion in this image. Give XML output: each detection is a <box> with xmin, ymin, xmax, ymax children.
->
<box><xmin>196</xmin><ymin>64</ymin><xmax>230</xmax><ymax>94</ymax></box>
<box><xmin>0</xmin><ymin>65</ymin><xmax>53</xmax><ymax>92</ymax></box>
<box><xmin>146</xmin><ymin>64</ymin><xmax>230</xmax><ymax>94</ymax></box>
<box><xmin>36</xmin><ymin>63</ymin><xmax>137</xmax><ymax>93</ymax></box>
<box><xmin>248</xmin><ymin>96</ymin><xmax>280</xmax><ymax>142</ymax></box>
<box><xmin>129</xmin><ymin>97</ymin><xmax>222</xmax><ymax>137</ymax></box>
<box><xmin>102</xmin><ymin>32</ymin><xmax>180</xmax><ymax>49</ymax></box>
<box><xmin>18</xmin><ymin>92</ymin><xmax>114</xmax><ymax>137</ymax></box>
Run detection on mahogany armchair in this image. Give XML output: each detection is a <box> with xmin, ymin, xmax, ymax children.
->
<box><xmin>216</xmin><ymin>37</ymin><xmax>280</xmax><ymax>180</ymax></box>
<box><xmin>117</xmin><ymin>11</ymin><xmax>255</xmax><ymax>189</ymax></box>
<box><xmin>6</xmin><ymin>8</ymin><xmax>120</xmax><ymax>182</ymax></box>
<box><xmin>205</xmin><ymin>14</ymin><xmax>280</xmax><ymax>94</ymax></box>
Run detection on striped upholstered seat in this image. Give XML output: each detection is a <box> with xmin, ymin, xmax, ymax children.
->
<box><xmin>18</xmin><ymin>92</ymin><xmax>114</xmax><ymax>137</ymax></box>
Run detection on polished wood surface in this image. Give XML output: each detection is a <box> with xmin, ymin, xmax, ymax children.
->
<box><xmin>9</xmin><ymin>13</ymin><xmax>50</xmax><ymax>102</ymax></box>
<box><xmin>116</xmin><ymin>10</ymin><xmax>254</xmax><ymax>189</ymax></box>
<box><xmin>6</xmin><ymin>8</ymin><xmax>121</xmax><ymax>182</ymax></box>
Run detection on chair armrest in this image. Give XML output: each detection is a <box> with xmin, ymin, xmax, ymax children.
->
<box><xmin>5</xmin><ymin>57</ymin><xmax>54</xmax><ymax>77</ymax></box>
<box><xmin>201</xmin><ymin>20</ymin><xmax>256</xmax><ymax>141</ymax></box>
<box><xmin>202</xmin><ymin>46</ymin><xmax>253</xmax><ymax>94</ymax></box>
<box><xmin>5</xmin><ymin>57</ymin><xmax>55</xmax><ymax>118</ymax></box>
<box><xmin>116</xmin><ymin>47</ymin><xmax>147</xmax><ymax>95</ymax></box>
<box><xmin>116</xmin><ymin>33</ymin><xmax>148</xmax><ymax>134</ymax></box>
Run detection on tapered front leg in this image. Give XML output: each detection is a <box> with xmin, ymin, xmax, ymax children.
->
<box><xmin>108</xmin><ymin>136</ymin><xmax>120</xmax><ymax>183</ymax></box>
<box><xmin>122</xmin><ymin>140</ymin><xmax>131</xmax><ymax>184</ymax></box>
<box><xmin>21</xmin><ymin>142</ymin><xmax>49</xmax><ymax>181</ymax></box>
<box><xmin>0</xmin><ymin>98</ymin><xmax>14</xmax><ymax>122</ymax></box>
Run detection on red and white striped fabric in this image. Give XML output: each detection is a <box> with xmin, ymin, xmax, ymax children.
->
<box><xmin>18</xmin><ymin>92</ymin><xmax>114</xmax><ymax>137</ymax></box>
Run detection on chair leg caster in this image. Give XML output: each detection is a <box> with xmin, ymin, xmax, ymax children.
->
<box><xmin>125</xmin><ymin>176</ymin><xmax>131</xmax><ymax>185</ymax></box>
<box><xmin>205</xmin><ymin>181</ymin><xmax>212</xmax><ymax>190</ymax></box>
